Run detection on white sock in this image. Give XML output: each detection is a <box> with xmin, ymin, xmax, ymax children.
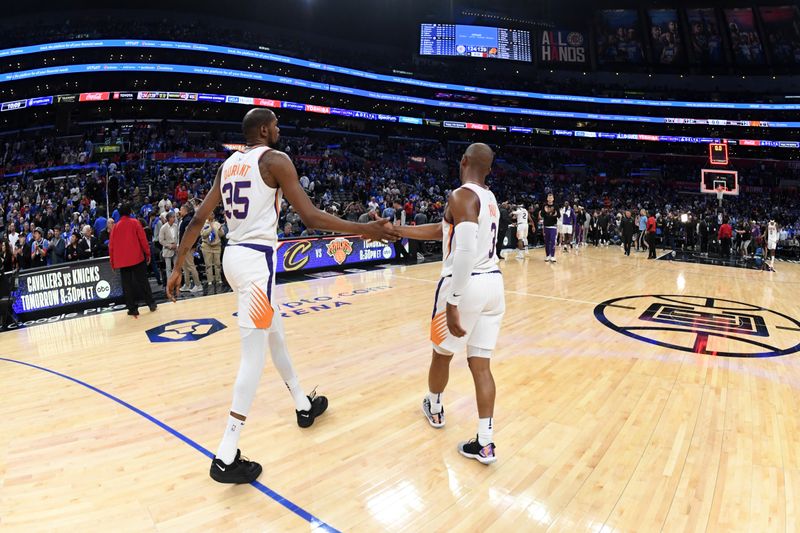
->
<box><xmin>428</xmin><ymin>391</ymin><xmax>443</xmax><ymax>414</ymax></box>
<box><xmin>285</xmin><ymin>376</ymin><xmax>311</xmax><ymax>412</ymax></box>
<box><xmin>478</xmin><ymin>417</ymin><xmax>494</xmax><ymax>446</ymax></box>
<box><xmin>216</xmin><ymin>415</ymin><xmax>245</xmax><ymax>465</ymax></box>
<box><xmin>268</xmin><ymin>315</ymin><xmax>311</xmax><ymax>411</ymax></box>
<box><xmin>215</xmin><ymin>327</ymin><xmax>267</xmax><ymax>464</ymax></box>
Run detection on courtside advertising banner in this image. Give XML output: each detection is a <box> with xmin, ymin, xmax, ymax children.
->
<box><xmin>12</xmin><ymin>257</ymin><xmax>123</xmax><ymax>316</ymax></box>
<box><xmin>277</xmin><ymin>235</ymin><xmax>398</xmax><ymax>274</ymax></box>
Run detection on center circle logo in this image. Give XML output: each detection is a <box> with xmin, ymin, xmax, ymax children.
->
<box><xmin>594</xmin><ymin>295</ymin><xmax>800</xmax><ymax>358</ymax></box>
<box><xmin>95</xmin><ymin>280</ymin><xmax>111</xmax><ymax>299</ymax></box>
<box><xmin>382</xmin><ymin>246</ymin><xmax>393</xmax><ymax>259</ymax></box>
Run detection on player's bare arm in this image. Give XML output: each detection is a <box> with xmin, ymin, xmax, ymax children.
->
<box><xmin>261</xmin><ymin>150</ymin><xmax>400</xmax><ymax>243</ymax></box>
<box><xmin>395</xmin><ymin>223</ymin><xmax>443</xmax><ymax>241</ymax></box>
<box><xmin>445</xmin><ymin>188</ymin><xmax>480</xmax><ymax>338</ymax></box>
<box><xmin>166</xmin><ymin>167</ymin><xmax>223</xmax><ymax>301</ymax></box>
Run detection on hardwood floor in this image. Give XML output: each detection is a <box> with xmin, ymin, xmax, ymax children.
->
<box><xmin>1</xmin><ymin>246</ymin><xmax>798</xmax><ymax>532</ymax></box>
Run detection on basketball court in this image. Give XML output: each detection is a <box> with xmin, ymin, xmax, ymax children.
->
<box><xmin>1</xmin><ymin>247</ymin><xmax>799</xmax><ymax>532</ymax></box>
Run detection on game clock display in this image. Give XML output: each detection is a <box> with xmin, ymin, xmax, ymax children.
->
<box><xmin>709</xmin><ymin>142</ymin><xmax>729</xmax><ymax>165</ymax></box>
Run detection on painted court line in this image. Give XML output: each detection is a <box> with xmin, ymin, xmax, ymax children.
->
<box><xmin>0</xmin><ymin>356</ymin><xmax>339</xmax><ymax>533</ymax></box>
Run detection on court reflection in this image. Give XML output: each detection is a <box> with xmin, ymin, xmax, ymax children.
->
<box><xmin>366</xmin><ymin>480</ymin><xmax>424</xmax><ymax>529</ymax></box>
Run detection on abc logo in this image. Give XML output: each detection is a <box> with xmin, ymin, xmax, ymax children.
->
<box><xmin>95</xmin><ymin>280</ymin><xmax>111</xmax><ymax>299</ymax></box>
<box><xmin>382</xmin><ymin>246</ymin><xmax>393</xmax><ymax>259</ymax></box>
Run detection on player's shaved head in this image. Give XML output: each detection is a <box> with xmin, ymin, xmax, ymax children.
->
<box><xmin>464</xmin><ymin>143</ymin><xmax>494</xmax><ymax>174</ymax></box>
<box><xmin>242</xmin><ymin>108</ymin><xmax>280</xmax><ymax>147</ymax></box>
<box><xmin>242</xmin><ymin>108</ymin><xmax>276</xmax><ymax>139</ymax></box>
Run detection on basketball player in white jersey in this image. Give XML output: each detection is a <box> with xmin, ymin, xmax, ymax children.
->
<box><xmin>395</xmin><ymin>143</ymin><xmax>504</xmax><ymax>464</ymax></box>
<box><xmin>167</xmin><ymin>109</ymin><xmax>399</xmax><ymax>484</ymax></box>
<box><xmin>767</xmin><ymin>219</ymin><xmax>778</xmax><ymax>268</ymax></box>
<box><xmin>513</xmin><ymin>204</ymin><xmax>529</xmax><ymax>259</ymax></box>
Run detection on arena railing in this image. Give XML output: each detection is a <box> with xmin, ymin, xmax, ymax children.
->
<box><xmin>3</xmin><ymin>61</ymin><xmax>800</xmax><ymax>138</ymax></box>
<box><xmin>1</xmin><ymin>87</ymin><xmax>799</xmax><ymax>152</ymax></box>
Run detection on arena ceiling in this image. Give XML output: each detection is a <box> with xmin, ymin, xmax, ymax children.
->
<box><xmin>4</xmin><ymin>0</ymin><xmax>752</xmax><ymax>49</ymax></box>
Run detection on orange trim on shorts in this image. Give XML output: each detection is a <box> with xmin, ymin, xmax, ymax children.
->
<box><xmin>431</xmin><ymin>311</ymin><xmax>448</xmax><ymax>346</ymax></box>
<box><xmin>249</xmin><ymin>284</ymin><xmax>274</xmax><ymax>329</ymax></box>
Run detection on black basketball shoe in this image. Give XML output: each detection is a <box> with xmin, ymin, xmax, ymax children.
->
<box><xmin>457</xmin><ymin>435</ymin><xmax>497</xmax><ymax>464</ymax></box>
<box><xmin>209</xmin><ymin>449</ymin><xmax>262</xmax><ymax>484</ymax></box>
<box><xmin>296</xmin><ymin>388</ymin><xmax>328</xmax><ymax>428</ymax></box>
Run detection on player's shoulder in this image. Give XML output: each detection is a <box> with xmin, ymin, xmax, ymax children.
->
<box><xmin>450</xmin><ymin>186</ymin><xmax>481</xmax><ymax>203</ymax></box>
<box><xmin>458</xmin><ymin>182</ymin><xmax>495</xmax><ymax>197</ymax></box>
<box><xmin>258</xmin><ymin>149</ymin><xmax>295</xmax><ymax>176</ymax></box>
<box><xmin>260</xmin><ymin>148</ymin><xmax>291</xmax><ymax>164</ymax></box>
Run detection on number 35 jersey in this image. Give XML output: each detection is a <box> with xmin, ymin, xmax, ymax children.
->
<box><xmin>440</xmin><ymin>182</ymin><xmax>500</xmax><ymax>278</ymax></box>
<box><xmin>220</xmin><ymin>146</ymin><xmax>282</xmax><ymax>248</ymax></box>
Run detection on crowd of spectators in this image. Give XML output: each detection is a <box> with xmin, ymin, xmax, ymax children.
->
<box><xmin>1</xmin><ymin>124</ymin><xmax>800</xmax><ymax>280</ymax></box>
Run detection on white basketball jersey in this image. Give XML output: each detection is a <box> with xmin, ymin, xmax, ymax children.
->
<box><xmin>768</xmin><ymin>223</ymin><xmax>777</xmax><ymax>242</ymax></box>
<box><xmin>441</xmin><ymin>183</ymin><xmax>500</xmax><ymax>277</ymax></box>
<box><xmin>220</xmin><ymin>146</ymin><xmax>282</xmax><ymax>248</ymax></box>
<box><xmin>515</xmin><ymin>208</ymin><xmax>529</xmax><ymax>226</ymax></box>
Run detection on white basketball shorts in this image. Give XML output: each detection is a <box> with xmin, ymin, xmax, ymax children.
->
<box><xmin>516</xmin><ymin>224</ymin><xmax>528</xmax><ymax>241</ymax></box>
<box><xmin>223</xmin><ymin>243</ymin><xmax>278</xmax><ymax>330</ymax></box>
<box><xmin>562</xmin><ymin>225</ymin><xmax>573</xmax><ymax>235</ymax></box>
<box><xmin>430</xmin><ymin>271</ymin><xmax>505</xmax><ymax>357</ymax></box>
<box><xmin>768</xmin><ymin>239</ymin><xmax>777</xmax><ymax>251</ymax></box>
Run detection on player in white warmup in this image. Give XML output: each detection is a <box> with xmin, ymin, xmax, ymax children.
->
<box><xmin>167</xmin><ymin>108</ymin><xmax>398</xmax><ymax>484</ymax></box>
<box><xmin>396</xmin><ymin>143</ymin><xmax>505</xmax><ymax>464</ymax></box>
<box><xmin>513</xmin><ymin>204</ymin><xmax>529</xmax><ymax>259</ymax></box>
<box><xmin>767</xmin><ymin>220</ymin><xmax>778</xmax><ymax>268</ymax></box>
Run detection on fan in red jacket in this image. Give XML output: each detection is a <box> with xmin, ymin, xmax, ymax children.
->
<box><xmin>646</xmin><ymin>212</ymin><xmax>658</xmax><ymax>259</ymax></box>
<box><xmin>718</xmin><ymin>218</ymin><xmax>733</xmax><ymax>259</ymax></box>
<box><xmin>109</xmin><ymin>205</ymin><xmax>156</xmax><ymax>316</ymax></box>
<box><xmin>110</xmin><ymin>214</ymin><xmax>150</xmax><ymax>269</ymax></box>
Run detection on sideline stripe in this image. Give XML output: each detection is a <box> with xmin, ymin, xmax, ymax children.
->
<box><xmin>0</xmin><ymin>356</ymin><xmax>339</xmax><ymax>533</ymax></box>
